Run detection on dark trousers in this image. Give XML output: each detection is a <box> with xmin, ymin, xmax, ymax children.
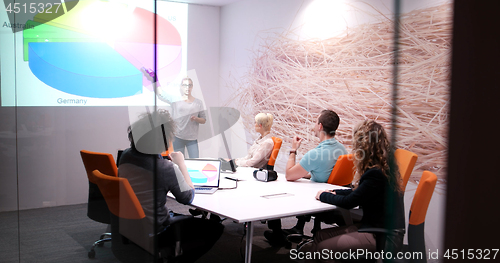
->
<box><xmin>267</xmin><ymin>219</ymin><xmax>282</xmax><ymax>231</ymax></box>
<box><xmin>267</xmin><ymin>211</ymin><xmax>344</xmax><ymax>233</ymax></box>
<box><xmin>158</xmin><ymin>217</ymin><xmax>224</xmax><ymax>262</ymax></box>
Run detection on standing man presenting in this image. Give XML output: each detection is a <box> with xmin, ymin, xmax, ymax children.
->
<box><xmin>264</xmin><ymin>109</ymin><xmax>348</xmax><ymax>246</ymax></box>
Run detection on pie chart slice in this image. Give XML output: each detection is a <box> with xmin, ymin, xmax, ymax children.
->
<box><xmin>23</xmin><ymin>20</ymin><xmax>102</xmax><ymax>61</ymax></box>
<box><xmin>28</xmin><ymin>42</ymin><xmax>142</xmax><ymax>98</ymax></box>
<box><xmin>114</xmin><ymin>42</ymin><xmax>182</xmax><ymax>88</ymax></box>
<box><xmin>115</xmin><ymin>43</ymin><xmax>181</xmax><ymax>68</ymax></box>
<box><xmin>114</xmin><ymin>6</ymin><xmax>182</xmax><ymax>46</ymax></box>
<box><xmin>201</xmin><ymin>164</ymin><xmax>219</xmax><ymax>182</ymax></box>
<box><xmin>189</xmin><ymin>170</ymin><xmax>208</xmax><ymax>184</ymax></box>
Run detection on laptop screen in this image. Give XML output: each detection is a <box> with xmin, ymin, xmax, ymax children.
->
<box><xmin>184</xmin><ymin>159</ymin><xmax>221</xmax><ymax>188</ymax></box>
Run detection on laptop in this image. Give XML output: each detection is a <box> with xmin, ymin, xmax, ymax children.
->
<box><xmin>184</xmin><ymin>159</ymin><xmax>221</xmax><ymax>194</ymax></box>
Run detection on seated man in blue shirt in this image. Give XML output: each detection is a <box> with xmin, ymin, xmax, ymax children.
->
<box><xmin>264</xmin><ymin>109</ymin><xmax>347</xmax><ymax>247</ymax></box>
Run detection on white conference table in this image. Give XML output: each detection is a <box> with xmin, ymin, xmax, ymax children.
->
<box><xmin>172</xmin><ymin>167</ymin><xmax>350</xmax><ymax>263</ymax></box>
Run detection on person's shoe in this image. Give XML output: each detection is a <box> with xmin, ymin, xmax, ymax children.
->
<box><xmin>283</xmin><ymin>227</ymin><xmax>305</xmax><ymax>243</ymax></box>
<box><xmin>209</xmin><ymin>214</ymin><xmax>221</xmax><ymax>223</ymax></box>
<box><xmin>189</xmin><ymin>209</ymin><xmax>208</xmax><ymax>219</ymax></box>
<box><xmin>189</xmin><ymin>208</ymin><xmax>203</xmax><ymax>216</ymax></box>
<box><xmin>264</xmin><ymin>230</ymin><xmax>291</xmax><ymax>248</ymax></box>
<box><xmin>282</xmin><ymin>227</ymin><xmax>304</xmax><ymax>236</ymax></box>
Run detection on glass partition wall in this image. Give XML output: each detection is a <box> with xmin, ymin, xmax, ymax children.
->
<box><xmin>0</xmin><ymin>0</ymin><xmax>451</xmax><ymax>262</ymax></box>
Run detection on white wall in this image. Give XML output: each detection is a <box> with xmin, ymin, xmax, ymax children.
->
<box><xmin>219</xmin><ymin>0</ymin><xmax>314</xmax><ymax>167</ymax></box>
<box><xmin>187</xmin><ymin>4</ymin><xmax>223</xmax><ymax>159</ymax></box>
<box><xmin>188</xmin><ymin>4</ymin><xmax>221</xmax><ymax>110</ymax></box>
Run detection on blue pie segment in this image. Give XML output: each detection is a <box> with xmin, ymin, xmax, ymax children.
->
<box><xmin>28</xmin><ymin>42</ymin><xmax>142</xmax><ymax>98</ymax></box>
<box><xmin>188</xmin><ymin>169</ymin><xmax>208</xmax><ymax>184</ymax></box>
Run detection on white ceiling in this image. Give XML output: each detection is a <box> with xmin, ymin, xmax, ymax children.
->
<box><xmin>164</xmin><ymin>0</ymin><xmax>244</xmax><ymax>7</ymax></box>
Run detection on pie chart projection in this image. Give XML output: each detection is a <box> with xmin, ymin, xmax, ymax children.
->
<box><xmin>29</xmin><ymin>42</ymin><xmax>142</xmax><ymax>98</ymax></box>
<box><xmin>188</xmin><ymin>163</ymin><xmax>219</xmax><ymax>184</ymax></box>
<box><xmin>22</xmin><ymin>0</ymin><xmax>183</xmax><ymax>99</ymax></box>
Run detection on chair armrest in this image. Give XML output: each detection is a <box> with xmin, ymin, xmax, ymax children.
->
<box><xmin>359</xmin><ymin>228</ymin><xmax>404</xmax><ymax>236</ymax></box>
<box><xmin>358</xmin><ymin>227</ymin><xmax>391</xmax><ymax>234</ymax></box>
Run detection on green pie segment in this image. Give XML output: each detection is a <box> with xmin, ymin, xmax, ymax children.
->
<box><xmin>23</xmin><ymin>20</ymin><xmax>102</xmax><ymax>61</ymax></box>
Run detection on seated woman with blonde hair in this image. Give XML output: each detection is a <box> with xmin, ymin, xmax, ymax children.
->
<box><xmin>233</xmin><ymin>113</ymin><xmax>275</xmax><ymax>168</ymax></box>
<box><xmin>193</xmin><ymin>113</ymin><xmax>275</xmax><ymax>218</ymax></box>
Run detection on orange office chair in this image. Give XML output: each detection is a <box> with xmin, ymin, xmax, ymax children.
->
<box><xmin>358</xmin><ymin>171</ymin><xmax>437</xmax><ymax>263</ymax></box>
<box><xmin>313</xmin><ymin>154</ymin><xmax>355</xmax><ymax>231</ymax></box>
<box><xmin>265</xmin><ymin>136</ymin><xmax>282</xmax><ymax>171</ymax></box>
<box><xmin>90</xmin><ymin>170</ymin><xmax>145</xmax><ymax>220</ymax></box>
<box><xmin>91</xmin><ymin>169</ymin><xmax>192</xmax><ymax>262</ymax></box>
<box><xmin>395</xmin><ymin>148</ymin><xmax>418</xmax><ymax>191</ymax></box>
<box><xmin>80</xmin><ymin>150</ymin><xmax>118</xmax><ymax>258</ymax></box>
<box><xmin>406</xmin><ymin>171</ymin><xmax>437</xmax><ymax>262</ymax></box>
<box><xmin>324</xmin><ymin>154</ymin><xmax>356</xmax><ymax>228</ymax></box>
<box><xmin>90</xmin><ymin>169</ymin><xmax>153</xmax><ymax>262</ymax></box>
<box><xmin>327</xmin><ymin>154</ymin><xmax>355</xmax><ymax>186</ymax></box>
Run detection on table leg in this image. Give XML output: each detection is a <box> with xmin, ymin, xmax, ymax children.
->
<box><xmin>245</xmin><ymin>221</ymin><xmax>254</xmax><ymax>263</ymax></box>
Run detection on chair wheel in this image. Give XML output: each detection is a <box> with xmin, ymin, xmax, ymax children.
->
<box><xmin>88</xmin><ymin>249</ymin><xmax>95</xmax><ymax>258</ymax></box>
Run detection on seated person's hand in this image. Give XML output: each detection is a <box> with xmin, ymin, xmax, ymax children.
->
<box><xmin>169</xmin><ymin>151</ymin><xmax>185</xmax><ymax>165</ymax></box>
<box><xmin>292</xmin><ymin>136</ymin><xmax>303</xmax><ymax>150</ymax></box>
<box><xmin>316</xmin><ymin>189</ymin><xmax>335</xmax><ymax>200</ymax></box>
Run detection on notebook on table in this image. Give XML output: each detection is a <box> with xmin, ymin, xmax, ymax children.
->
<box><xmin>184</xmin><ymin>159</ymin><xmax>221</xmax><ymax>194</ymax></box>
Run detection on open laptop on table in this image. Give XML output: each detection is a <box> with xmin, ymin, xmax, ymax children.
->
<box><xmin>184</xmin><ymin>159</ymin><xmax>221</xmax><ymax>194</ymax></box>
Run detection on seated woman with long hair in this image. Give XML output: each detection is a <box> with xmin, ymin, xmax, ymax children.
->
<box><xmin>304</xmin><ymin>120</ymin><xmax>405</xmax><ymax>262</ymax></box>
